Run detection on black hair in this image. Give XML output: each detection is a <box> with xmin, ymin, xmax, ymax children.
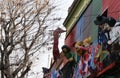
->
<box><xmin>107</xmin><ymin>17</ymin><xmax>116</xmax><ymax>27</ymax></box>
<box><xmin>61</xmin><ymin>45</ymin><xmax>70</xmax><ymax>52</ymax></box>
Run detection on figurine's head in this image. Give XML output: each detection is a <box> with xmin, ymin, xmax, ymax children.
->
<box><xmin>83</xmin><ymin>36</ymin><xmax>92</xmax><ymax>47</ymax></box>
<box><xmin>74</xmin><ymin>41</ymin><xmax>85</xmax><ymax>56</ymax></box>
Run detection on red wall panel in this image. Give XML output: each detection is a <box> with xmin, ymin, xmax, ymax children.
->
<box><xmin>102</xmin><ymin>0</ymin><xmax>120</xmax><ymax>19</ymax></box>
<box><xmin>65</xmin><ymin>26</ymin><xmax>76</xmax><ymax>51</ymax></box>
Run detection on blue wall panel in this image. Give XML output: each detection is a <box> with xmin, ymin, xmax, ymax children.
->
<box><xmin>75</xmin><ymin>16</ymin><xmax>84</xmax><ymax>41</ymax></box>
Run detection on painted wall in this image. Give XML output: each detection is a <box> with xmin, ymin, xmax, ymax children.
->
<box><xmin>65</xmin><ymin>0</ymin><xmax>102</xmax><ymax>51</ymax></box>
<box><xmin>62</xmin><ymin>0</ymin><xmax>120</xmax><ymax>76</ymax></box>
<box><xmin>102</xmin><ymin>0</ymin><xmax>120</xmax><ymax>19</ymax></box>
<box><xmin>65</xmin><ymin>26</ymin><xmax>76</xmax><ymax>51</ymax></box>
<box><xmin>90</xmin><ymin>0</ymin><xmax>102</xmax><ymax>42</ymax></box>
<box><xmin>65</xmin><ymin>0</ymin><xmax>120</xmax><ymax>52</ymax></box>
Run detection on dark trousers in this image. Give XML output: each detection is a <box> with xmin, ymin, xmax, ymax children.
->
<box><xmin>60</xmin><ymin>61</ymin><xmax>75</xmax><ymax>78</ymax></box>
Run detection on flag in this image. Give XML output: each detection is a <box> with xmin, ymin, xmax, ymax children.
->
<box><xmin>78</xmin><ymin>55</ymin><xmax>90</xmax><ymax>77</ymax></box>
<box><xmin>88</xmin><ymin>47</ymin><xmax>96</xmax><ymax>70</ymax></box>
<box><xmin>72</xmin><ymin>65</ymin><xmax>82</xmax><ymax>78</ymax></box>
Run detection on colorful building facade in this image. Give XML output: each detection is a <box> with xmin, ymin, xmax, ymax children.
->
<box><xmin>63</xmin><ymin>0</ymin><xmax>120</xmax><ymax>77</ymax></box>
<box><xmin>64</xmin><ymin>0</ymin><xmax>120</xmax><ymax>50</ymax></box>
<box><xmin>43</xmin><ymin>0</ymin><xmax>120</xmax><ymax>77</ymax></box>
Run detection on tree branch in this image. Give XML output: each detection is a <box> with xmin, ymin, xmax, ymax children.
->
<box><xmin>19</xmin><ymin>62</ymin><xmax>32</xmax><ymax>78</ymax></box>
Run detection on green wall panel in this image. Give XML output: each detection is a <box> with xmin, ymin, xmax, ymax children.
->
<box><xmin>90</xmin><ymin>0</ymin><xmax>102</xmax><ymax>42</ymax></box>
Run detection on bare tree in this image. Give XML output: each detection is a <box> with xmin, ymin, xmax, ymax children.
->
<box><xmin>0</xmin><ymin>0</ymin><xmax>59</xmax><ymax>78</ymax></box>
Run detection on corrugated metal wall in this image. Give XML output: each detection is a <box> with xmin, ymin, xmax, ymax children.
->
<box><xmin>75</xmin><ymin>0</ymin><xmax>102</xmax><ymax>43</ymax></box>
<box><xmin>75</xmin><ymin>16</ymin><xmax>84</xmax><ymax>41</ymax></box>
<box><xmin>91</xmin><ymin>0</ymin><xmax>102</xmax><ymax>42</ymax></box>
<box><xmin>65</xmin><ymin>26</ymin><xmax>76</xmax><ymax>51</ymax></box>
<box><xmin>65</xmin><ymin>0</ymin><xmax>102</xmax><ymax>48</ymax></box>
<box><xmin>75</xmin><ymin>3</ymin><xmax>92</xmax><ymax>42</ymax></box>
<box><xmin>82</xmin><ymin>3</ymin><xmax>92</xmax><ymax>40</ymax></box>
<box><xmin>102</xmin><ymin>0</ymin><xmax>120</xmax><ymax>19</ymax></box>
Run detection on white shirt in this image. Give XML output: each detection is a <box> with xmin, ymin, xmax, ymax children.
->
<box><xmin>108</xmin><ymin>22</ymin><xmax>120</xmax><ymax>44</ymax></box>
